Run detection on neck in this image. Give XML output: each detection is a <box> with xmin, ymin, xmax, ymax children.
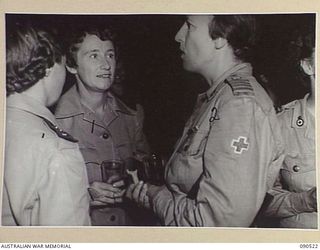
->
<box><xmin>204</xmin><ymin>60</ymin><xmax>240</xmax><ymax>87</ymax></box>
<box><xmin>202</xmin><ymin>49</ymin><xmax>240</xmax><ymax>87</ymax></box>
<box><xmin>77</xmin><ymin>81</ymin><xmax>107</xmax><ymax>111</ymax></box>
<box><xmin>21</xmin><ymin>79</ymin><xmax>48</xmax><ymax>106</ymax></box>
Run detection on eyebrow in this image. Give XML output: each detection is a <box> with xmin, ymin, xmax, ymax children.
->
<box><xmin>186</xmin><ymin>18</ymin><xmax>195</xmax><ymax>26</ymax></box>
<box><xmin>83</xmin><ymin>48</ymin><xmax>115</xmax><ymax>55</ymax></box>
<box><xmin>83</xmin><ymin>49</ymin><xmax>100</xmax><ymax>56</ymax></box>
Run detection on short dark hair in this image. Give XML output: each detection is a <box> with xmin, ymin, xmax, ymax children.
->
<box><xmin>66</xmin><ymin>26</ymin><xmax>116</xmax><ymax>68</ymax></box>
<box><xmin>6</xmin><ymin>23</ymin><xmax>63</xmax><ymax>96</ymax></box>
<box><xmin>299</xmin><ymin>29</ymin><xmax>315</xmax><ymax>60</ymax></box>
<box><xmin>209</xmin><ymin>15</ymin><xmax>256</xmax><ymax>62</ymax></box>
<box><xmin>65</xmin><ymin>26</ymin><xmax>124</xmax><ymax>83</ymax></box>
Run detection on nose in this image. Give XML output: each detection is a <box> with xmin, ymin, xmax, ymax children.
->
<box><xmin>175</xmin><ymin>23</ymin><xmax>185</xmax><ymax>43</ymax></box>
<box><xmin>100</xmin><ymin>57</ymin><xmax>111</xmax><ymax>70</ymax></box>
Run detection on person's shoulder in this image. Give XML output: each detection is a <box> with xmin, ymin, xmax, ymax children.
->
<box><xmin>7</xmin><ymin>107</ymin><xmax>53</xmax><ymax>136</ymax></box>
<box><xmin>6</xmin><ymin>111</ymin><xmax>56</xmax><ymax>155</ymax></box>
<box><xmin>281</xmin><ymin>99</ymin><xmax>300</xmax><ymax>110</ymax></box>
<box><xmin>9</xmin><ymin>108</ymin><xmax>78</xmax><ymax>145</ymax></box>
<box><xmin>224</xmin><ymin>74</ymin><xmax>255</xmax><ymax>98</ymax></box>
<box><xmin>277</xmin><ymin>99</ymin><xmax>298</xmax><ymax>121</ymax></box>
<box><xmin>222</xmin><ymin>74</ymin><xmax>274</xmax><ymax>112</ymax></box>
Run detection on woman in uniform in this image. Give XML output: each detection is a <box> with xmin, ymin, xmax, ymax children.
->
<box><xmin>2</xmin><ymin>23</ymin><xmax>91</xmax><ymax>226</ymax></box>
<box><xmin>263</xmin><ymin>28</ymin><xmax>317</xmax><ymax>229</ymax></box>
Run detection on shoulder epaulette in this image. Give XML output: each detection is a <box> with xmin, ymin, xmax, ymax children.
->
<box><xmin>42</xmin><ymin>118</ymin><xmax>78</xmax><ymax>143</ymax></box>
<box><xmin>225</xmin><ymin>75</ymin><xmax>254</xmax><ymax>97</ymax></box>
<box><xmin>278</xmin><ymin>100</ymin><xmax>298</xmax><ymax>114</ymax></box>
<box><xmin>282</xmin><ymin>99</ymin><xmax>298</xmax><ymax>109</ymax></box>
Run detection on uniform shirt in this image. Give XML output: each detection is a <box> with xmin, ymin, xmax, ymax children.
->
<box><xmin>55</xmin><ymin>85</ymin><xmax>150</xmax><ymax>226</ymax></box>
<box><xmin>265</xmin><ymin>94</ymin><xmax>317</xmax><ymax>228</ymax></box>
<box><xmin>2</xmin><ymin>93</ymin><xmax>91</xmax><ymax>226</ymax></box>
<box><xmin>150</xmin><ymin>63</ymin><xmax>285</xmax><ymax>227</ymax></box>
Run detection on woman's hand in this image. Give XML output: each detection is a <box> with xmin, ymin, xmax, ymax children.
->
<box><xmin>88</xmin><ymin>180</ymin><xmax>125</xmax><ymax>206</ymax></box>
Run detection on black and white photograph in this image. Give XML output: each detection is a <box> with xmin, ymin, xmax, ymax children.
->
<box><xmin>1</xmin><ymin>7</ymin><xmax>318</xmax><ymax>238</ymax></box>
<box><xmin>2</xmin><ymin>12</ymin><xmax>316</xmax><ymax>229</ymax></box>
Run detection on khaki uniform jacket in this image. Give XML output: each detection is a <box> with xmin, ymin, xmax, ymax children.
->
<box><xmin>265</xmin><ymin>94</ymin><xmax>317</xmax><ymax>228</ymax></box>
<box><xmin>150</xmin><ymin>63</ymin><xmax>285</xmax><ymax>227</ymax></box>
<box><xmin>55</xmin><ymin>85</ymin><xmax>150</xmax><ymax>226</ymax></box>
<box><xmin>2</xmin><ymin>94</ymin><xmax>91</xmax><ymax>226</ymax></box>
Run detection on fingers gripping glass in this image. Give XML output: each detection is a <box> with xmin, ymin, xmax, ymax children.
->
<box><xmin>100</xmin><ymin>160</ymin><xmax>125</xmax><ymax>184</ymax></box>
<box><xmin>85</xmin><ymin>160</ymin><xmax>126</xmax><ymax>184</ymax></box>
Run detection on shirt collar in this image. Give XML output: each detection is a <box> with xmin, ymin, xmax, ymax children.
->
<box><xmin>106</xmin><ymin>92</ymin><xmax>136</xmax><ymax>115</ymax></box>
<box><xmin>55</xmin><ymin>84</ymin><xmax>136</xmax><ymax>118</ymax></box>
<box><xmin>7</xmin><ymin>93</ymin><xmax>57</xmax><ymax>125</ymax></box>
<box><xmin>203</xmin><ymin>63</ymin><xmax>252</xmax><ymax>102</ymax></box>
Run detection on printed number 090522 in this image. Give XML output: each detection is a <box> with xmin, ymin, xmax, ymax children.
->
<box><xmin>300</xmin><ymin>244</ymin><xmax>318</xmax><ymax>249</ymax></box>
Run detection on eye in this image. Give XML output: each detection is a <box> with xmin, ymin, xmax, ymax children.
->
<box><xmin>107</xmin><ymin>52</ymin><xmax>115</xmax><ymax>59</ymax></box>
<box><xmin>89</xmin><ymin>53</ymin><xmax>98</xmax><ymax>59</ymax></box>
<box><xmin>186</xmin><ymin>21</ymin><xmax>193</xmax><ymax>29</ymax></box>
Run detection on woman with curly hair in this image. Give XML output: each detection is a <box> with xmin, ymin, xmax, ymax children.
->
<box><xmin>2</xmin><ymin>23</ymin><xmax>90</xmax><ymax>226</ymax></box>
<box><xmin>54</xmin><ymin>25</ymin><xmax>151</xmax><ymax>226</ymax></box>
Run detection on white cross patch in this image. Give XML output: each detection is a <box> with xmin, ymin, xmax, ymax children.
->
<box><xmin>231</xmin><ymin>136</ymin><xmax>249</xmax><ymax>154</ymax></box>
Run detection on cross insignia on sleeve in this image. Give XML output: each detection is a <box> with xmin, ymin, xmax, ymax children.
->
<box><xmin>231</xmin><ymin>136</ymin><xmax>249</xmax><ymax>154</ymax></box>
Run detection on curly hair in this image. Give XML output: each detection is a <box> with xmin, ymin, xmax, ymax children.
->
<box><xmin>6</xmin><ymin>23</ymin><xmax>63</xmax><ymax>96</ymax></box>
<box><xmin>209</xmin><ymin>15</ymin><xmax>256</xmax><ymax>62</ymax></box>
<box><xmin>287</xmin><ymin>26</ymin><xmax>315</xmax><ymax>87</ymax></box>
<box><xmin>289</xmin><ymin>28</ymin><xmax>315</xmax><ymax>62</ymax></box>
<box><xmin>65</xmin><ymin>26</ymin><xmax>124</xmax><ymax>84</ymax></box>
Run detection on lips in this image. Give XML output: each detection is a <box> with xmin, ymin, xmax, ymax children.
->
<box><xmin>96</xmin><ymin>73</ymin><xmax>111</xmax><ymax>78</ymax></box>
<box><xmin>179</xmin><ymin>48</ymin><xmax>185</xmax><ymax>58</ymax></box>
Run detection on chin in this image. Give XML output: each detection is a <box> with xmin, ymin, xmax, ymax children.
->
<box><xmin>183</xmin><ymin>62</ymin><xmax>197</xmax><ymax>73</ymax></box>
<box><xmin>96</xmin><ymin>81</ymin><xmax>113</xmax><ymax>92</ymax></box>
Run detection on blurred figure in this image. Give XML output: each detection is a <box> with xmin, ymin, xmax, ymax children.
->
<box><xmin>126</xmin><ymin>15</ymin><xmax>284</xmax><ymax>227</ymax></box>
<box><xmin>262</xmin><ymin>28</ymin><xmax>317</xmax><ymax>228</ymax></box>
<box><xmin>2</xmin><ymin>23</ymin><xmax>90</xmax><ymax>226</ymax></box>
<box><xmin>54</xmin><ymin>25</ymin><xmax>151</xmax><ymax>226</ymax></box>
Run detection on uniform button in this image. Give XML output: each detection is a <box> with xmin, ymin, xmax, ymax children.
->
<box><xmin>293</xmin><ymin>165</ymin><xmax>300</xmax><ymax>172</ymax></box>
<box><xmin>296</xmin><ymin>116</ymin><xmax>304</xmax><ymax>127</ymax></box>
<box><xmin>102</xmin><ymin>133</ymin><xmax>109</xmax><ymax>139</ymax></box>
<box><xmin>110</xmin><ymin>215</ymin><xmax>116</xmax><ymax>221</ymax></box>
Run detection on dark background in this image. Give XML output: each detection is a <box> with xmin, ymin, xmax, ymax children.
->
<box><xmin>6</xmin><ymin>14</ymin><xmax>315</xmax><ymax>157</ymax></box>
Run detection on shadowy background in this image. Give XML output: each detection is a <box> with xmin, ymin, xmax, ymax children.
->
<box><xmin>6</xmin><ymin>13</ymin><xmax>315</xmax><ymax>158</ymax></box>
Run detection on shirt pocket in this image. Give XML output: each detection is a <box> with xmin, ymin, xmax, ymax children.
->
<box><xmin>281</xmin><ymin>152</ymin><xmax>316</xmax><ymax>192</ymax></box>
<box><xmin>178</xmin><ymin>128</ymin><xmax>209</xmax><ymax>157</ymax></box>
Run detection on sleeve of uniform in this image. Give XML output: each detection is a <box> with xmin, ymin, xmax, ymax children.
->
<box><xmin>151</xmin><ymin>97</ymin><xmax>281</xmax><ymax>226</ymax></box>
<box><xmin>36</xmin><ymin>145</ymin><xmax>91</xmax><ymax>226</ymax></box>
<box><xmin>263</xmin><ymin>175</ymin><xmax>316</xmax><ymax>218</ymax></box>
